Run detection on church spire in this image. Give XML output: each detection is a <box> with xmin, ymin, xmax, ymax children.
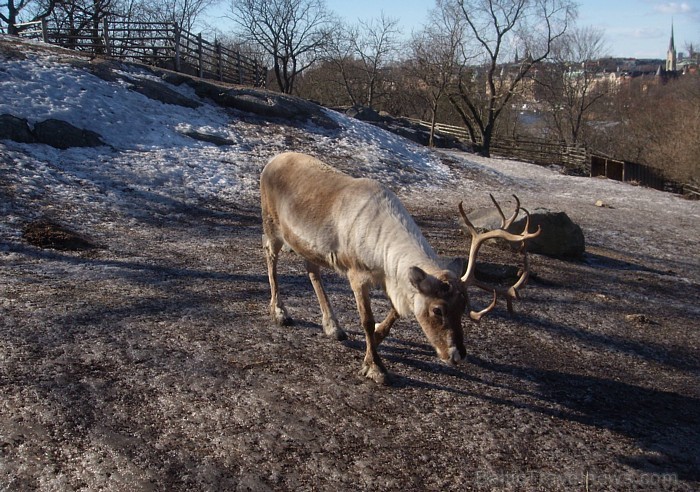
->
<box><xmin>666</xmin><ymin>20</ymin><xmax>677</xmax><ymax>72</ymax></box>
<box><xmin>668</xmin><ymin>21</ymin><xmax>675</xmax><ymax>51</ymax></box>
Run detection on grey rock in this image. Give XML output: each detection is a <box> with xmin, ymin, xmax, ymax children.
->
<box><xmin>512</xmin><ymin>208</ymin><xmax>585</xmax><ymax>259</ymax></box>
<box><xmin>181</xmin><ymin>129</ymin><xmax>236</xmax><ymax>146</ymax></box>
<box><xmin>346</xmin><ymin>105</ymin><xmax>382</xmax><ymax>122</ymax></box>
<box><xmin>466</xmin><ymin>206</ymin><xmax>585</xmax><ymax>259</ymax></box>
<box><xmin>193</xmin><ymin>84</ymin><xmax>339</xmax><ymax>129</ymax></box>
<box><xmin>0</xmin><ymin>114</ymin><xmax>35</xmax><ymax>143</ymax></box>
<box><xmin>128</xmin><ymin>77</ymin><xmax>202</xmax><ymax>108</ymax></box>
<box><xmin>33</xmin><ymin>119</ymin><xmax>105</xmax><ymax>149</ymax></box>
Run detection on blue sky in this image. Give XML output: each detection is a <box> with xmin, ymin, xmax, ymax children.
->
<box><xmin>320</xmin><ymin>0</ymin><xmax>699</xmax><ymax>59</ymax></box>
<box><xmin>208</xmin><ymin>1</ymin><xmax>699</xmax><ymax>59</ymax></box>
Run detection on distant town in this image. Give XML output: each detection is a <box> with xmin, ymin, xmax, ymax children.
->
<box><xmin>594</xmin><ymin>24</ymin><xmax>698</xmax><ymax>81</ymax></box>
<box><xmin>545</xmin><ymin>24</ymin><xmax>697</xmax><ymax>95</ymax></box>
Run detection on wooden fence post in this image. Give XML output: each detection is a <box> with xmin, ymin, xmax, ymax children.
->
<box><xmin>173</xmin><ymin>22</ymin><xmax>181</xmax><ymax>72</ymax></box>
<box><xmin>237</xmin><ymin>51</ymin><xmax>244</xmax><ymax>84</ymax></box>
<box><xmin>197</xmin><ymin>33</ymin><xmax>203</xmax><ymax>78</ymax></box>
<box><xmin>102</xmin><ymin>18</ymin><xmax>111</xmax><ymax>56</ymax></box>
<box><xmin>41</xmin><ymin>18</ymin><xmax>49</xmax><ymax>43</ymax></box>
<box><xmin>215</xmin><ymin>40</ymin><xmax>223</xmax><ymax>81</ymax></box>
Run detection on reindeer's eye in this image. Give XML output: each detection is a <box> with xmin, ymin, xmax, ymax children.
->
<box><xmin>432</xmin><ymin>306</ymin><xmax>443</xmax><ymax>317</ymax></box>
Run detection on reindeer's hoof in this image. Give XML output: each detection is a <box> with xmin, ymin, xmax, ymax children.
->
<box><xmin>359</xmin><ymin>363</ymin><xmax>389</xmax><ymax>385</ymax></box>
<box><xmin>271</xmin><ymin>307</ymin><xmax>292</xmax><ymax>326</ymax></box>
<box><xmin>323</xmin><ymin>320</ymin><xmax>347</xmax><ymax>341</ymax></box>
<box><xmin>330</xmin><ymin>329</ymin><xmax>348</xmax><ymax>341</ymax></box>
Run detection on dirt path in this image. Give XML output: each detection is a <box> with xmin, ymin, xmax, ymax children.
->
<box><xmin>2</xmin><ymin>154</ymin><xmax>699</xmax><ymax>491</ymax></box>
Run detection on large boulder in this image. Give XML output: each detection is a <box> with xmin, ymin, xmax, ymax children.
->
<box><xmin>127</xmin><ymin>76</ymin><xmax>202</xmax><ymax>108</ymax></box>
<box><xmin>346</xmin><ymin>105</ymin><xmax>383</xmax><ymax>122</ymax></box>
<box><xmin>467</xmin><ymin>206</ymin><xmax>585</xmax><ymax>259</ymax></box>
<box><xmin>0</xmin><ymin>114</ymin><xmax>35</xmax><ymax>143</ymax></box>
<box><xmin>32</xmin><ymin>119</ymin><xmax>105</xmax><ymax>149</ymax></box>
<box><xmin>0</xmin><ymin>115</ymin><xmax>106</xmax><ymax>149</ymax></box>
<box><xmin>192</xmin><ymin>84</ymin><xmax>339</xmax><ymax>129</ymax></box>
<box><xmin>513</xmin><ymin>208</ymin><xmax>585</xmax><ymax>259</ymax></box>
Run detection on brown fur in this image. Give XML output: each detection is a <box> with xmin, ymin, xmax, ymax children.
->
<box><xmin>260</xmin><ymin>152</ymin><xmax>469</xmax><ymax>384</ymax></box>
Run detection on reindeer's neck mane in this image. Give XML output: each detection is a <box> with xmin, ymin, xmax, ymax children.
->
<box><xmin>354</xmin><ymin>188</ymin><xmax>441</xmax><ymax>317</ymax></box>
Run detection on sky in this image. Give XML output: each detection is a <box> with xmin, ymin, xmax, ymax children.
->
<box><xmin>209</xmin><ymin>1</ymin><xmax>700</xmax><ymax>60</ymax></box>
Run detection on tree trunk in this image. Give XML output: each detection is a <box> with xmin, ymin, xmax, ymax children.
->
<box><xmin>428</xmin><ymin>96</ymin><xmax>440</xmax><ymax>147</ymax></box>
<box><xmin>481</xmin><ymin>125</ymin><xmax>493</xmax><ymax>157</ymax></box>
<box><xmin>6</xmin><ymin>4</ymin><xmax>19</xmax><ymax>35</ymax></box>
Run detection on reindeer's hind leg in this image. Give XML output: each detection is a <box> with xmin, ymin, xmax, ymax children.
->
<box><xmin>305</xmin><ymin>260</ymin><xmax>347</xmax><ymax>341</ymax></box>
<box><xmin>263</xmin><ymin>234</ymin><xmax>291</xmax><ymax>326</ymax></box>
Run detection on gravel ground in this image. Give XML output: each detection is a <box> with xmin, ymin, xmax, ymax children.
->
<box><xmin>2</xmin><ymin>154</ymin><xmax>699</xmax><ymax>491</ymax></box>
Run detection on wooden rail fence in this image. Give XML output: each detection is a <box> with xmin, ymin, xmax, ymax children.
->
<box><xmin>408</xmin><ymin>118</ymin><xmax>587</xmax><ymax>169</ymax></box>
<box><xmin>15</xmin><ymin>18</ymin><xmax>266</xmax><ymax>87</ymax></box>
<box><xmin>684</xmin><ymin>183</ymin><xmax>700</xmax><ymax>199</ymax></box>
<box><xmin>490</xmin><ymin>138</ymin><xmax>588</xmax><ymax>170</ymax></box>
<box><xmin>409</xmin><ymin>118</ymin><xmax>691</xmax><ymax>195</ymax></box>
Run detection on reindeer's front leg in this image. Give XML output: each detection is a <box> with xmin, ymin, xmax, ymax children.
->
<box><xmin>348</xmin><ymin>270</ymin><xmax>388</xmax><ymax>385</ymax></box>
<box><xmin>263</xmin><ymin>234</ymin><xmax>291</xmax><ymax>326</ymax></box>
<box><xmin>374</xmin><ymin>307</ymin><xmax>399</xmax><ymax>346</ymax></box>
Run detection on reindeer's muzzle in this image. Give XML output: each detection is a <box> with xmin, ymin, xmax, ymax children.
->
<box><xmin>444</xmin><ymin>346</ymin><xmax>465</xmax><ymax>365</ymax></box>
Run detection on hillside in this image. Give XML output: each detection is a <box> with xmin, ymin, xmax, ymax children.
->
<box><xmin>1</xmin><ymin>36</ymin><xmax>699</xmax><ymax>491</ymax></box>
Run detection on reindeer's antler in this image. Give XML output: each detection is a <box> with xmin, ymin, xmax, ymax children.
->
<box><xmin>458</xmin><ymin>196</ymin><xmax>541</xmax><ymax>319</ymax></box>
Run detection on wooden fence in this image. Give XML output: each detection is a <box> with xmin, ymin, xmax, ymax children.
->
<box><xmin>490</xmin><ymin>138</ymin><xmax>588</xmax><ymax>170</ymax></box>
<box><xmin>407</xmin><ymin>119</ymin><xmax>473</xmax><ymax>143</ymax></box>
<box><xmin>590</xmin><ymin>155</ymin><xmax>685</xmax><ymax>193</ymax></box>
<box><xmin>16</xmin><ymin>18</ymin><xmax>266</xmax><ymax>87</ymax></box>
<box><xmin>409</xmin><ymin>118</ymin><xmax>691</xmax><ymax>194</ymax></box>
<box><xmin>408</xmin><ymin>118</ymin><xmax>587</xmax><ymax>169</ymax></box>
<box><xmin>684</xmin><ymin>184</ymin><xmax>700</xmax><ymax>199</ymax></box>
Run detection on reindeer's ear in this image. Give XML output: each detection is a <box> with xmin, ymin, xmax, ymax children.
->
<box><xmin>408</xmin><ymin>266</ymin><xmax>427</xmax><ymax>291</ymax></box>
<box><xmin>409</xmin><ymin>267</ymin><xmax>443</xmax><ymax>296</ymax></box>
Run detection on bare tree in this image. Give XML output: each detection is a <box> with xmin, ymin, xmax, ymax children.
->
<box><xmin>40</xmin><ymin>0</ymin><xmax>114</xmax><ymax>51</ymax></box>
<box><xmin>133</xmin><ymin>0</ymin><xmax>218</xmax><ymax>32</ymax></box>
<box><xmin>350</xmin><ymin>13</ymin><xmax>401</xmax><ymax>109</ymax></box>
<box><xmin>591</xmin><ymin>75</ymin><xmax>700</xmax><ymax>184</ymax></box>
<box><xmin>446</xmin><ymin>0</ymin><xmax>576</xmax><ymax>156</ymax></box>
<box><xmin>318</xmin><ymin>14</ymin><xmax>400</xmax><ymax>109</ymax></box>
<box><xmin>1</xmin><ymin>0</ymin><xmax>55</xmax><ymax>34</ymax></box>
<box><xmin>411</xmin><ymin>3</ymin><xmax>464</xmax><ymax>146</ymax></box>
<box><xmin>229</xmin><ymin>0</ymin><xmax>333</xmax><ymax>94</ymax></box>
<box><xmin>321</xmin><ymin>19</ymin><xmax>361</xmax><ymax>106</ymax></box>
<box><xmin>535</xmin><ymin>25</ymin><xmax>609</xmax><ymax>145</ymax></box>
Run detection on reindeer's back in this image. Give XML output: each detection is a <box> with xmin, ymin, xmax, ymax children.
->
<box><xmin>261</xmin><ymin>152</ymin><xmax>433</xmax><ymax>279</ymax></box>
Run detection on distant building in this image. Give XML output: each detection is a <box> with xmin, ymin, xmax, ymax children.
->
<box><xmin>666</xmin><ymin>22</ymin><xmax>677</xmax><ymax>72</ymax></box>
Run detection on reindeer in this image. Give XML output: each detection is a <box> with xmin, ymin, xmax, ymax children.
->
<box><xmin>260</xmin><ymin>152</ymin><xmax>540</xmax><ymax>384</ymax></box>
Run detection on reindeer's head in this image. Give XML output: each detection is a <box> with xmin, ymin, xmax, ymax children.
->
<box><xmin>411</xmin><ymin>195</ymin><xmax>541</xmax><ymax>365</ymax></box>
<box><xmin>409</xmin><ymin>263</ymin><xmax>467</xmax><ymax>364</ymax></box>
